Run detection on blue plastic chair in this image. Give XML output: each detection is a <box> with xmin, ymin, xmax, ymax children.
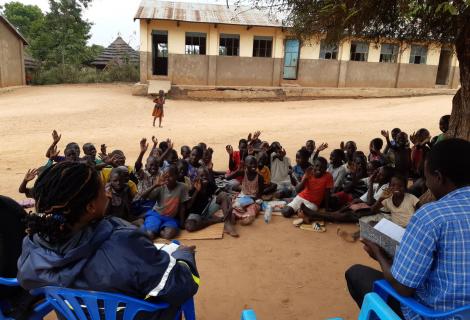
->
<box><xmin>241</xmin><ymin>309</ymin><xmax>257</xmax><ymax>320</ymax></box>
<box><xmin>374</xmin><ymin>279</ymin><xmax>470</xmax><ymax>319</ymax></box>
<box><xmin>0</xmin><ymin>278</ymin><xmax>51</xmax><ymax>320</ymax></box>
<box><xmin>358</xmin><ymin>293</ymin><xmax>401</xmax><ymax>320</ymax></box>
<box><xmin>32</xmin><ymin>286</ymin><xmax>195</xmax><ymax>320</ymax></box>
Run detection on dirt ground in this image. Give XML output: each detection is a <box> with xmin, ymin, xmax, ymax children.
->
<box><xmin>0</xmin><ymin>84</ymin><xmax>452</xmax><ymax>319</ymax></box>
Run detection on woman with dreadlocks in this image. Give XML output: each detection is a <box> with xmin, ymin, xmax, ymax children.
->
<box><xmin>17</xmin><ymin>162</ymin><xmax>199</xmax><ymax>319</ymax></box>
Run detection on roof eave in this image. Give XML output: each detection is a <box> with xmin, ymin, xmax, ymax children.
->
<box><xmin>0</xmin><ymin>15</ymin><xmax>29</xmax><ymax>45</ymax></box>
<box><xmin>134</xmin><ymin>17</ymin><xmax>284</xmax><ymax>29</ymax></box>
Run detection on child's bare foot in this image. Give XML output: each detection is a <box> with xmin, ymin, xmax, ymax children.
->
<box><xmin>337</xmin><ymin>228</ymin><xmax>359</xmax><ymax>243</ymax></box>
<box><xmin>224</xmin><ymin>222</ymin><xmax>239</xmax><ymax>237</ymax></box>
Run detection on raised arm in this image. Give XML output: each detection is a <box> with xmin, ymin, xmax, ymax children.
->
<box><xmin>135</xmin><ymin>138</ymin><xmax>149</xmax><ymax>173</ymax></box>
<box><xmin>19</xmin><ymin>168</ymin><xmax>38</xmax><ymax>197</ymax></box>
<box><xmin>45</xmin><ymin>130</ymin><xmax>61</xmax><ymax>158</ymax></box>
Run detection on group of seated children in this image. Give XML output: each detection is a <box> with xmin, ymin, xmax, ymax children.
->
<box><xmin>19</xmin><ymin>114</ymin><xmax>450</xmax><ymax>241</ymax></box>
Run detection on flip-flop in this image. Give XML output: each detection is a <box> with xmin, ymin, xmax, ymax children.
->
<box><xmin>293</xmin><ymin>218</ymin><xmax>304</xmax><ymax>227</ymax></box>
<box><xmin>299</xmin><ymin>222</ymin><xmax>326</xmax><ymax>233</ymax></box>
<box><xmin>312</xmin><ymin>220</ymin><xmax>326</xmax><ymax>227</ymax></box>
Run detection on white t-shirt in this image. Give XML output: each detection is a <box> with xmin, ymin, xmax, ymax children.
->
<box><xmin>328</xmin><ymin>164</ymin><xmax>347</xmax><ymax>188</ymax></box>
<box><xmin>360</xmin><ymin>183</ymin><xmax>390</xmax><ymax>203</ymax></box>
<box><xmin>270</xmin><ymin>154</ymin><xmax>292</xmax><ymax>185</ymax></box>
<box><xmin>381</xmin><ymin>193</ymin><xmax>419</xmax><ymax>228</ymax></box>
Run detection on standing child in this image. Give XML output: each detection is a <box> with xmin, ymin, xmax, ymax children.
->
<box><xmin>152</xmin><ymin>90</ymin><xmax>165</xmax><ymax>128</ymax></box>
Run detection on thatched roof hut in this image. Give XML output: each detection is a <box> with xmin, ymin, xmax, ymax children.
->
<box><xmin>91</xmin><ymin>36</ymin><xmax>139</xmax><ymax>69</ymax></box>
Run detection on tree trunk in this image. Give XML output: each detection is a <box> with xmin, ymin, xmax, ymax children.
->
<box><xmin>447</xmin><ymin>15</ymin><xmax>470</xmax><ymax>141</ymax></box>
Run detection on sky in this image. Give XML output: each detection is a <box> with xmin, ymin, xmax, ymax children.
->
<box><xmin>0</xmin><ymin>0</ymin><xmax>233</xmax><ymax>49</ymax></box>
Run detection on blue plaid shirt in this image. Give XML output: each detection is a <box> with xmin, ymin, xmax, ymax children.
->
<box><xmin>391</xmin><ymin>186</ymin><xmax>470</xmax><ymax>320</ymax></box>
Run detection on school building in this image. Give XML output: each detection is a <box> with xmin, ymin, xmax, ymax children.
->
<box><xmin>0</xmin><ymin>15</ymin><xmax>27</xmax><ymax>88</ymax></box>
<box><xmin>135</xmin><ymin>0</ymin><xmax>460</xmax><ymax>89</ymax></box>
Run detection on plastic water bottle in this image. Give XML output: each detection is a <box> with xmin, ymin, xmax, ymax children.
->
<box><xmin>264</xmin><ymin>204</ymin><xmax>272</xmax><ymax>224</ymax></box>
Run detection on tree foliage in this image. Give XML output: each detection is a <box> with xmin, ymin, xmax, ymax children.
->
<box><xmin>1</xmin><ymin>1</ymin><xmax>44</xmax><ymax>41</ymax></box>
<box><xmin>28</xmin><ymin>0</ymin><xmax>93</xmax><ymax>66</ymax></box>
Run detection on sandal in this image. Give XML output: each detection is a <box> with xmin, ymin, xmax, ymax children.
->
<box><xmin>299</xmin><ymin>222</ymin><xmax>326</xmax><ymax>233</ymax></box>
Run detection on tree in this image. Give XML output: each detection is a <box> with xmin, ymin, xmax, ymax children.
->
<box><xmin>253</xmin><ymin>0</ymin><xmax>470</xmax><ymax>140</ymax></box>
<box><xmin>29</xmin><ymin>0</ymin><xmax>93</xmax><ymax>66</ymax></box>
<box><xmin>1</xmin><ymin>1</ymin><xmax>44</xmax><ymax>41</ymax></box>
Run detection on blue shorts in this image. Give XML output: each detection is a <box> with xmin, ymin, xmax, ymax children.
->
<box><xmin>142</xmin><ymin>210</ymin><xmax>179</xmax><ymax>234</ymax></box>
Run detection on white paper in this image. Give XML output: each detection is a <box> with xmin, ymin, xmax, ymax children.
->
<box><xmin>373</xmin><ymin>218</ymin><xmax>405</xmax><ymax>243</ymax></box>
<box><xmin>154</xmin><ymin>242</ymin><xmax>180</xmax><ymax>255</ymax></box>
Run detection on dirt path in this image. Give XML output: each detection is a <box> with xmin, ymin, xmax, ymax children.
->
<box><xmin>0</xmin><ymin>84</ymin><xmax>452</xmax><ymax>319</ymax></box>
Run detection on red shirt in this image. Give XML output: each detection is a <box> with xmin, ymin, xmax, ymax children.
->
<box><xmin>299</xmin><ymin>172</ymin><xmax>334</xmax><ymax>206</ymax></box>
<box><xmin>227</xmin><ymin>151</ymin><xmax>243</xmax><ymax>182</ymax></box>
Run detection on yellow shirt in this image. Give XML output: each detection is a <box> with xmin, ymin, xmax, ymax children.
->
<box><xmin>101</xmin><ymin>166</ymin><xmax>137</xmax><ymax>197</ymax></box>
<box><xmin>258</xmin><ymin>166</ymin><xmax>271</xmax><ymax>186</ymax></box>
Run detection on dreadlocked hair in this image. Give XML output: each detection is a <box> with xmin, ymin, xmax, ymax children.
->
<box><xmin>25</xmin><ymin>162</ymin><xmax>101</xmax><ymax>244</ymax></box>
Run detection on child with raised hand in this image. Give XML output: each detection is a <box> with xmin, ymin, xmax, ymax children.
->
<box><xmin>105</xmin><ymin>168</ymin><xmax>133</xmax><ymax>221</ymax></box>
<box><xmin>270</xmin><ymin>142</ymin><xmax>294</xmax><ymax>198</ymax></box>
<box><xmin>225</xmin><ymin>139</ymin><xmax>248</xmax><ymax>189</ymax></box>
<box><xmin>185</xmin><ymin>167</ymin><xmax>223</xmax><ymax>230</ymax></box>
<box><xmin>282</xmin><ymin>157</ymin><xmax>333</xmax><ymax>221</ymax></box>
<box><xmin>82</xmin><ymin>143</ymin><xmax>103</xmax><ymax>165</ymax></box>
<box><xmin>19</xmin><ymin>168</ymin><xmax>39</xmax><ymax>198</ymax></box>
<box><xmin>152</xmin><ymin>90</ymin><xmax>165</xmax><ymax>128</ymax></box>
<box><xmin>381</xmin><ymin>128</ymin><xmax>401</xmax><ymax>155</ymax></box>
<box><xmin>290</xmin><ymin>148</ymin><xmax>312</xmax><ymax>186</ymax></box>
<box><xmin>17</xmin><ymin>162</ymin><xmax>199</xmax><ymax>319</ymax></box>
<box><xmin>327</xmin><ymin>149</ymin><xmax>347</xmax><ymax>192</ymax></box>
<box><xmin>387</xmin><ymin>131</ymin><xmax>411</xmax><ymax>178</ymax></box>
<box><xmin>226</xmin><ymin>156</ymin><xmax>264</xmax><ymax>225</ymax></box>
<box><xmin>134</xmin><ymin>138</ymin><xmax>160</xmax><ymax>199</ymax></box>
<box><xmin>141</xmin><ymin>165</ymin><xmax>190</xmax><ymax>240</ymax></box>
<box><xmin>410</xmin><ymin>128</ymin><xmax>431</xmax><ymax>178</ymax></box>
<box><xmin>371</xmin><ymin>175</ymin><xmax>419</xmax><ymax>228</ymax></box>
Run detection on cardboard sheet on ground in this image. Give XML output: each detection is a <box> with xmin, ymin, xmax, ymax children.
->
<box><xmin>176</xmin><ymin>222</ymin><xmax>224</xmax><ymax>240</ymax></box>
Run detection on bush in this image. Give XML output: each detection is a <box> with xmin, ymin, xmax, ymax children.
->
<box><xmin>31</xmin><ymin>63</ymin><xmax>139</xmax><ymax>85</ymax></box>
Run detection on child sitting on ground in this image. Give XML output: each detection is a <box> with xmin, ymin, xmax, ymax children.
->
<box><xmin>341</xmin><ymin>141</ymin><xmax>357</xmax><ymax>173</ymax></box>
<box><xmin>257</xmin><ymin>152</ymin><xmax>277</xmax><ymax>195</ymax></box>
<box><xmin>141</xmin><ymin>166</ymin><xmax>190</xmax><ymax>239</ymax></box>
<box><xmin>410</xmin><ymin>128</ymin><xmax>431</xmax><ymax>178</ymax></box>
<box><xmin>105</xmin><ymin>168</ymin><xmax>133</xmax><ymax>221</ymax></box>
<box><xmin>431</xmin><ymin>114</ymin><xmax>450</xmax><ymax>146</ymax></box>
<box><xmin>282</xmin><ymin>157</ymin><xmax>333</xmax><ymax>221</ymax></box>
<box><xmin>225</xmin><ymin>139</ymin><xmax>248</xmax><ymax>189</ymax></box>
<box><xmin>187</xmin><ymin>146</ymin><xmax>203</xmax><ymax>183</ymax></box>
<box><xmin>370</xmin><ymin>175</ymin><xmax>419</xmax><ymax>227</ymax></box>
<box><xmin>176</xmin><ymin>159</ymin><xmax>192</xmax><ymax>189</ymax></box>
<box><xmin>327</xmin><ymin>149</ymin><xmax>347</xmax><ymax>192</ymax></box>
<box><xmin>226</xmin><ymin>156</ymin><xmax>264</xmax><ymax>225</ymax></box>
<box><xmin>180</xmin><ymin>145</ymin><xmax>191</xmax><ymax>160</ymax></box>
<box><xmin>382</xmin><ymin>127</ymin><xmax>401</xmax><ymax>155</ymax></box>
<box><xmin>368</xmin><ymin>138</ymin><xmax>385</xmax><ymax>165</ymax></box>
<box><xmin>332</xmin><ymin>152</ymin><xmax>368</xmax><ymax>208</ymax></box>
<box><xmin>290</xmin><ymin>148</ymin><xmax>311</xmax><ymax>186</ymax></box>
<box><xmin>386</xmin><ymin>131</ymin><xmax>411</xmax><ymax>178</ymax></box>
<box><xmin>82</xmin><ymin>143</ymin><xmax>104</xmax><ymax>166</ymax></box>
<box><xmin>184</xmin><ymin>167</ymin><xmax>239</xmax><ymax>237</ymax></box>
<box><xmin>270</xmin><ymin>142</ymin><xmax>294</xmax><ymax>198</ymax></box>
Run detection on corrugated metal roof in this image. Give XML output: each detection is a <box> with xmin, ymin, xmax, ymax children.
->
<box><xmin>134</xmin><ymin>0</ymin><xmax>284</xmax><ymax>28</ymax></box>
<box><xmin>0</xmin><ymin>15</ymin><xmax>28</xmax><ymax>45</ymax></box>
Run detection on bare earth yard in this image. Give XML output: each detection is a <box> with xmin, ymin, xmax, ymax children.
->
<box><xmin>0</xmin><ymin>84</ymin><xmax>452</xmax><ymax>320</ymax></box>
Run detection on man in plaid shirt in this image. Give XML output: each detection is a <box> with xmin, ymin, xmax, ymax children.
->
<box><xmin>346</xmin><ymin>138</ymin><xmax>470</xmax><ymax>319</ymax></box>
